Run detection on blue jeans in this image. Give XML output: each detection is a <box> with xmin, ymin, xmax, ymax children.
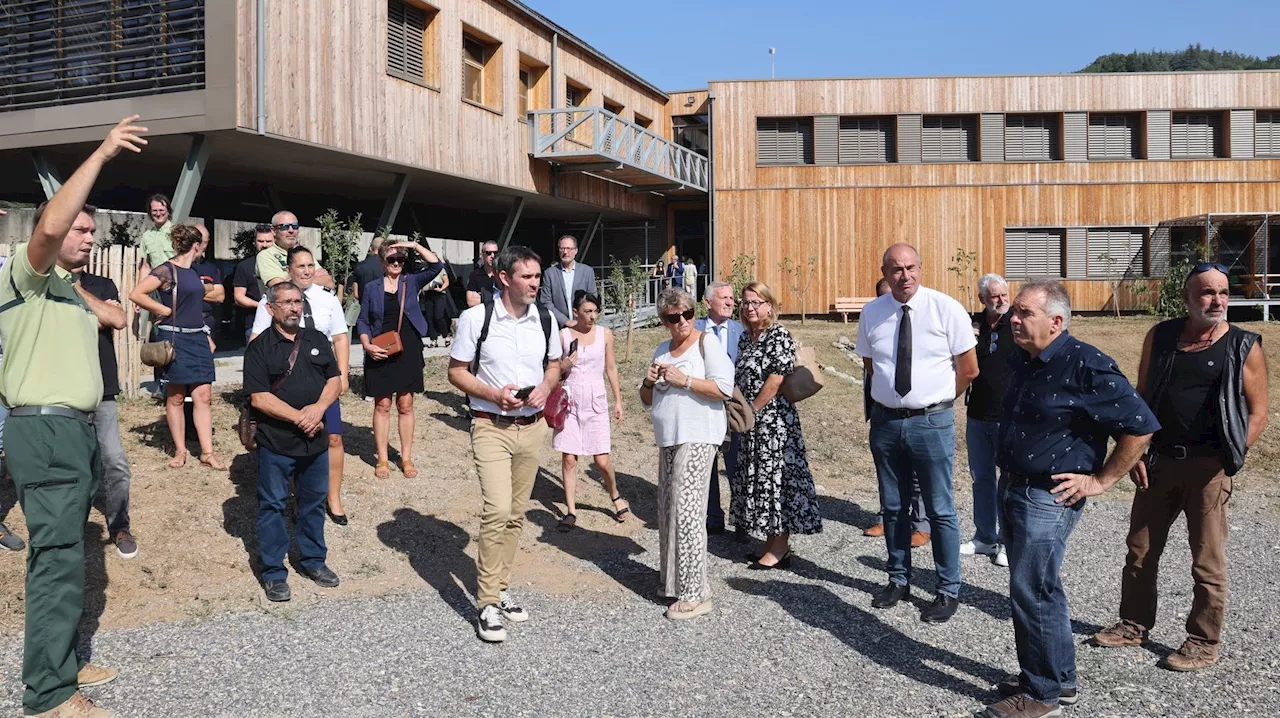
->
<box><xmin>707</xmin><ymin>434</ymin><xmax>739</xmax><ymax>528</ymax></box>
<box><xmin>256</xmin><ymin>447</ymin><xmax>328</xmax><ymax>582</ymax></box>
<box><xmin>965</xmin><ymin>418</ymin><xmax>1002</xmax><ymax>545</ymax></box>
<box><xmin>1002</xmin><ymin>476</ymin><xmax>1084</xmax><ymax>704</ymax></box>
<box><xmin>92</xmin><ymin>400</ymin><xmax>132</xmax><ymax>535</ymax></box>
<box><xmin>868</xmin><ymin>405</ymin><xmax>961</xmax><ymax>597</ymax></box>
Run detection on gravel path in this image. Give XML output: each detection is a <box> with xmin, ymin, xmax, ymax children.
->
<box><xmin>1</xmin><ymin>489</ymin><xmax>1278</xmax><ymax>717</ymax></box>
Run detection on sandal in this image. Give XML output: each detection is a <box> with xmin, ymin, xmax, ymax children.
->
<box><xmin>557</xmin><ymin>513</ymin><xmax>577</xmax><ymax>532</ymax></box>
<box><xmin>401</xmin><ymin>459</ymin><xmax>418</xmax><ymax>479</ymax></box>
<box><xmin>610</xmin><ymin>495</ymin><xmax>631</xmax><ymax>523</ymax></box>
<box><xmin>199</xmin><ymin>454</ymin><xmax>227</xmax><ymax>471</ymax></box>
<box><xmin>167</xmin><ymin>451</ymin><xmax>188</xmax><ymax>469</ymax></box>
<box><xmin>374</xmin><ymin>460</ymin><xmax>391</xmax><ymax>479</ymax></box>
<box><xmin>665</xmin><ymin>600</ymin><xmax>714</xmax><ymax>621</ymax></box>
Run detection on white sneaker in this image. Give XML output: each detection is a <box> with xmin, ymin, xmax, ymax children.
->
<box><xmin>960</xmin><ymin>539</ymin><xmax>998</xmax><ymax>556</ymax></box>
<box><xmin>498</xmin><ymin>590</ymin><xmax>529</xmax><ymax>623</ymax></box>
<box><xmin>993</xmin><ymin>545</ymin><xmax>1009</xmax><ymax>567</ymax></box>
<box><xmin>476</xmin><ymin>605</ymin><xmax>507</xmax><ymax>642</ymax></box>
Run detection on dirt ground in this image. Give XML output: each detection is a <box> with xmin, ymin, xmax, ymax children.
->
<box><xmin>0</xmin><ymin>315</ymin><xmax>1277</xmax><ymax>635</ymax></box>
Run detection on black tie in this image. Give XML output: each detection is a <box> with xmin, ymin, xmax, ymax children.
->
<box><xmin>895</xmin><ymin>305</ymin><xmax>912</xmax><ymax>397</ymax></box>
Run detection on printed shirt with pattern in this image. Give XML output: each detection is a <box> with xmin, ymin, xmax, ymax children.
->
<box><xmin>997</xmin><ymin>331</ymin><xmax>1159</xmax><ymax>478</ymax></box>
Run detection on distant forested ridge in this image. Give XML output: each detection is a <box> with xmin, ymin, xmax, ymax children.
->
<box><xmin>1079</xmin><ymin>45</ymin><xmax>1280</xmax><ymax>73</ymax></box>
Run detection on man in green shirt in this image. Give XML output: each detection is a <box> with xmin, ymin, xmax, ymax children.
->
<box><xmin>0</xmin><ymin>115</ymin><xmax>147</xmax><ymax>718</ymax></box>
<box><xmin>135</xmin><ymin>194</ymin><xmax>175</xmax><ymax>344</ymax></box>
<box><xmin>256</xmin><ymin>210</ymin><xmax>335</xmax><ymax>295</ymax></box>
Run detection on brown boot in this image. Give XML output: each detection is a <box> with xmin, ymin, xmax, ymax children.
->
<box><xmin>1161</xmin><ymin>639</ymin><xmax>1220</xmax><ymax>671</ymax></box>
<box><xmin>32</xmin><ymin>692</ymin><xmax>115</xmax><ymax>717</ymax></box>
<box><xmin>77</xmin><ymin>663</ymin><xmax>118</xmax><ymax>687</ymax></box>
<box><xmin>977</xmin><ymin>694</ymin><xmax>1062</xmax><ymax>718</ymax></box>
<box><xmin>863</xmin><ymin>523</ymin><xmax>885</xmax><ymax>537</ymax></box>
<box><xmin>910</xmin><ymin>531</ymin><xmax>930</xmax><ymax>548</ymax></box>
<box><xmin>1092</xmin><ymin>619</ymin><xmax>1148</xmax><ymax>647</ymax></box>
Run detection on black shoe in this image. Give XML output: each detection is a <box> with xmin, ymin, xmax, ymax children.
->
<box><xmin>921</xmin><ymin>593</ymin><xmax>959</xmax><ymax>623</ymax></box>
<box><xmin>871</xmin><ymin>582</ymin><xmax>910</xmax><ymax>609</ymax></box>
<box><xmin>0</xmin><ymin>522</ymin><xmax>25</xmax><ymax>552</ymax></box>
<box><xmin>264</xmin><ymin>579</ymin><xmax>291</xmax><ymax>602</ymax></box>
<box><xmin>302</xmin><ymin>564</ymin><xmax>340</xmax><ymax>588</ymax></box>
<box><xmin>734</xmin><ymin>527</ymin><xmax>748</xmax><ymax>543</ymax></box>
<box><xmin>326</xmin><ymin>503</ymin><xmax>349</xmax><ymax>526</ymax></box>
<box><xmin>997</xmin><ymin>678</ymin><xmax>1078</xmax><ymax>706</ymax></box>
<box><xmin>707</xmin><ymin>523</ymin><xmax>726</xmax><ymax>535</ymax></box>
<box><xmin>748</xmin><ymin>552</ymin><xmax>792</xmax><ymax>571</ymax></box>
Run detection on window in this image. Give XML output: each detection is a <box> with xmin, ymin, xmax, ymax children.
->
<box><xmin>518</xmin><ymin>67</ymin><xmax>531</xmax><ymax>116</ymax></box>
<box><xmin>922</xmin><ymin>115</ymin><xmax>977</xmax><ymax>162</ymax></box>
<box><xmin>838</xmin><ymin>116</ymin><xmax>895</xmax><ymax>163</ymax></box>
<box><xmin>1256</xmin><ymin>111</ymin><xmax>1280</xmax><ymax>157</ymax></box>
<box><xmin>1088</xmin><ymin>113</ymin><xmax>1142</xmax><ymax>160</ymax></box>
<box><xmin>460</xmin><ymin>27</ymin><xmax>501</xmax><ymax>110</ymax></box>
<box><xmin>1004</xmin><ymin>114</ymin><xmax>1061</xmax><ymax>161</ymax></box>
<box><xmin>672</xmin><ymin>115</ymin><xmax>708</xmax><ymax>156</ymax></box>
<box><xmin>565</xmin><ymin>79</ymin><xmax>588</xmax><ymax>140</ymax></box>
<box><xmin>1086</xmin><ymin>228</ymin><xmax>1147</xmax><ymax>278</ymax></box>
<box><xmin>1171</xmin><ymin>112</ymin><xmax>1223</xmax><ymax>158</ymax></box>
<box><xmin>1004</xmin><ymin>229</ymin><xmax>1065</xmax><ymax>279</ymax></box>
<box><xmin>756</xmin><ymin>117</ymin><xmax>815</xmax><ymax>165</ymax></box>
<box><xmin>516</xmin><ymin>56</ymin><xmax>547</xmax><ymax>121</ymax></box>
<box><xmin>387</xmin><ymin>0</ymin><xmax>438</xmax><ymax>87</ymax></box>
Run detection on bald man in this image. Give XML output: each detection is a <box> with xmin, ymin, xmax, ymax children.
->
<box><xmin>256</xmin><ymin>210</ymin><xmax>334</xmax><ymax>294</ymax></box>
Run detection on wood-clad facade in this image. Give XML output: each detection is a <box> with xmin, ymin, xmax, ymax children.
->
<box><xmin>708</xmin><ymin>72</ymin><xmax>1280</xmax><ymax>313</ymax></box>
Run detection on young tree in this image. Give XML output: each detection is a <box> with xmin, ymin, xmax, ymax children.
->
<box><xmin>723</xmin><ymin>253</ymin><xmax>756</xmax><ymax>297</ymax></box>
<box><xmin>317</xmin><ymin>210</ymin><xmax>363</xmax><ymax>300</ymax></box>
<box><xmin>777</xmin><ymin>255</ymin><xmax>818</xmax><ymax>325</ymax></box>
<box><xmin>947</xmin><ymin>247</ymin><xmax>979</xmax><ymax>310</ymax></box>
<box><xmin>605</xmin><ymin>256</ymin><xmax>649</xmax><ymax>361</ymax></box>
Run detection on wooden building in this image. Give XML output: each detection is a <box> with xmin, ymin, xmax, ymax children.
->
<box><xmin>706</xmin><ymin>72</ymin><xmax>1280</xmax><ymax>313</ymax></box>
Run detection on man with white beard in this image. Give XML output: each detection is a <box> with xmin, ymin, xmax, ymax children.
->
<box><xmin>962</xmin><ymin>273</ymin><xmax>1013</xmax><ymax>567</ymax></box>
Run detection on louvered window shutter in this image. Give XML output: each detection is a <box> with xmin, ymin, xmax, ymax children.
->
<box><xmin>1149</xmin><ymin>227</ymin><xmax>1172</xmax><ymax>277</ymax></box>
<box><xmin>1089</xmin><ymin>114</ymin><xmax>1140</xmax><ymax>160</ymax></box>
<box><xmin>1229</xmin><ymin>109</ymin><xmax>1255</xmax><ymax>158</ymax></box>
<box><xmin>1005</xmin><ymin>230</ymin><xmax>1064</xmax><ymax>278</ymax></box>
<box><xmin>1062</xmin><ymin>112</ymin><xmax>1086</xmax><ymax>162</ymax></box>
<box><xmin>980</xmin><ymin>113</ymin><xmax>1004</xmax><ymax>162</ymax></box>
<box><xmin>1086</xmin><ymin>229</ymin><xmax>1146</xmax><ymax>277</ymax></box>
<box><xmin>1171</xmin><ymin>112</ymin><xmax>1221</xmax><ymax>158</ymax></box>
<box><xmin>756</xmin><ymin>119</ymin><xmax>779</xmax><ymax>165</ymax></box>
<box><xmin>1005</xmin><ymin>115</ymin><xmax>1059</xmax><ymax>161</ymax></box>
<box><xmin>1065</xmin><ymin>228</ymin><xmax>1087</xmax><ymax>278</ymax></box>
<box><xmin>387</xmin><ymin>0</ymin><xmax>425</xmax><ymax>83</ymax></box>
<box><xmin>838</xmin><ymin>117</ymin><xmax>894</xmax><ymax>163</ymax></box>
<box><xmin>1146</xmin><ymin>111</ymin><xmax>1171</xmax><ymax>160</ymax></box>
<box><xmin>897</xmin><ymin>114</ymin><xmax>922</xmax><ymax>164</ymax></box>
<box><xmin>923</xmin><ymin>116</ymin><xmax>976</xmax><ymax>162</ymax></box>
<box><xmin>1257</xmin><ymin>112</ymin><xmax>1280</xmax><ymax>157</ymax></box>
<box><xmin>814</xmin><ymin>116</ymin><xmax>839</xmax><ymax>165</ymax></box>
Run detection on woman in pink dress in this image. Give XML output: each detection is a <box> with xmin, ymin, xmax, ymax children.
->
<box><xmin>555</xmin><ymin>291</ymin><xmax>628</xmax><ymax>531</ymax></box>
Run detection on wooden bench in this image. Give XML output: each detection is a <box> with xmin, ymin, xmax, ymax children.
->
<box><xmin>834</xmin><ymin>297</ymin><xmax>876</xmax><ymax>323</ymax></box>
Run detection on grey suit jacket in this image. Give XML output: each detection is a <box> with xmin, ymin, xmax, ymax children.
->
<box><xmin>538</xmin><ymin>262</ymin><xmax>598</xmax><ymax>325</ymax></box>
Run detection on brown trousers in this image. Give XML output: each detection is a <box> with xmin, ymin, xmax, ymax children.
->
<box><xmin>471</xmin><ymin>416</ymin><xmax>549</xmax><ymax>608</ymax></box>
<box><xmin>1119</xmin><ymin>454</ymin><xmax>1232</xmax><ymax>645</ymax></box>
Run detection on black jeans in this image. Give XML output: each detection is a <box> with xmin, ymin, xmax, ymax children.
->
<box><xmin>422</xmin><ymin>290</ymin><xmax>451</xmax><ymax>340</ymax></box>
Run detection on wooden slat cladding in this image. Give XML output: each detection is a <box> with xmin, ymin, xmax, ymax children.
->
<box><xmin>236</xmin><ymin>0</ymin><xmax>670</xmax><ymax>216</ymax></box>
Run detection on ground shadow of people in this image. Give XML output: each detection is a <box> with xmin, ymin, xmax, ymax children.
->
<box><xmin>527</xmin><ymin>507</ymin><xmax>663</xmax><ymax>605</ymax></box>
<box><xmin>221</xmin><ymin>451</ymin><xmax>263</xmax><ymax>581</ymax></box>
<box><xmin>376</xmin><ymin>508</ymin><xmax>477</xmax><ymax>620</ymax></box>
<box><xmin>420</xmin><ymin>389</ymin><xmax>470</xmax><ymax>432</ymax></box>
<box><xmin>728</xmin><ymin>576</ymin><xmax>1007</xmax><ymax>701</ymax></box>
<box><xmin>818</xmin><ymin>494</ymin><xmax>882</xmax><ymax>531</ymax></box>
<box><xmin>75</xmin><ymin>522</ymin><xmax>109</xmax><ymax>663</ymax></box>
<box><xmin>0</xmin><ymin>458</ymin><xmax>17</xmax><ymax>524</ymax></box>
<box><xmin>529</xmin><ymin>466</ymin><xmax>657</xmax><ymax>529</ymax></box>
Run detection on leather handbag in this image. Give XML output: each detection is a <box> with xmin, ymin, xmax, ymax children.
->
<box><xmin>696</xmin><ymin>334</ymin><xmax>755</xmax><ymax>436</ymax></box>
<box><xmin>781</xmin><ymin>343</ymin><xmax>825</xmax><ymax>403</ymax></box>
<box><xmin>369</xmin><ymin>282</ymin><xmax>406</xmax><ymax>357</ymax></box>
<box><xmin>140</xmin><ymin>266</ymin><xmax>179</xmax><ymax>368</ymax></box>
<box><xmin>544</xmin><ymin>386</ymin><xmax>571</xmax><ymax>430</ymax></box>
<box><xmin>237</xmin><ymin>338</ymin><xmax>302</xmax><ymax>451</ymax></box>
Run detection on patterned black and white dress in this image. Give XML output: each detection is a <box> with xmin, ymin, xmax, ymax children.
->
<box><xmin>731</xmin><ymin>323</ymin><xmax>823</xmax><ymax>537</ymax></box>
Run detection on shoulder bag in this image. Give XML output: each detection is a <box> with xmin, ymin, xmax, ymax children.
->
<box><xmin>140</xmin><ymin>265</ymin><xmax>179</xmax><ymax>368</ymax></box>
<box><xmin>369</xmin><ymin>281</ymin><xmax>406</xmax><ymax>357</ymax></box>
<box><xmin>697</xmin><ymin>333</ymin><xmax>755</xmax><ymax>436</ymax></box>
<box><xmin>237</xmin><ymin>337</ymin><xmax>303</xmax><ymax>451</ymax></box>
<box><xmin>781</xmin><ymin>342</ymin><xmax>825</xmax><ymax>403</ymax></box>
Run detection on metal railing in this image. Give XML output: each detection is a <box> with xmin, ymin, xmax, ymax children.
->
<box><xmin>527</xmin><ymin>107</ymin><xmax>709</xmax><ymax>193</ymax></box>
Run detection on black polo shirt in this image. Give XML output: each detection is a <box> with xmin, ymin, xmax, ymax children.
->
<box><xmin>466</xmin><ymin>267</ymin><xmax>497</xmax><ymax>304</ymax></box>
<box><xmin>967</xmin><ymin>310</ymin><xmax>1015</xmax><ymax>421</ymax></box>
<box><xmin>232</xmin><ymin>257</ymin><xmax>262</xmax><ymax>304</ymax></box>
<box><xmin>243</xmin><ymin>326</ymin><xmax>339</xmax><ymax>457</ymax></box>
<box><xmin>350</xmin><ymin>255</ymin><xmax>383</xmax><ymax>298</ymax></box>
<box><xmin>76</xmin><ymin>272</ymin><xmax>122</xmax><ymax>401</ymax></box>
<box><xmin>193</xmin><ymin>259</ymin><xmax>223</xmax><ymax>331</ymax></box>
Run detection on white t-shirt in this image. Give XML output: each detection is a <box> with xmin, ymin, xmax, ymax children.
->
<box><xmin>855</xmin><ymin>286</ymin><xmax>976</xmax><ymax>410</ymax></box>
<box><xmin>250</xmin><ymin>283</ymin><xmax>347</xmax><ymax>339</ymax></box>
<box><xmin>450</xmin><ymin>297</ymin><xmax>562</xmax><ymax>417</ymax></box>
<box><xmin>647</xmin><ymin>331</ymin><xmax>734</xmax><ymax>448</ymax></box>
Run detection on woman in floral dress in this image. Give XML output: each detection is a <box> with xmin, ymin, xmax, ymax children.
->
<box><xmin>731</xmin><ymin>281</ymin><xmax>822</xmax><ymax>568</ymax></box>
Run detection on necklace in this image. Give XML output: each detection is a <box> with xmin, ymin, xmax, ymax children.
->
<box><xmin>1176</xmin><ymin>323</ymin><xmax>1223</xmax><ymax>349</ymax></box>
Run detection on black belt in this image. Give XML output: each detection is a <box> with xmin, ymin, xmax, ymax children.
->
<box><xmin>1153</xmin><ymin>442</ymin><xmax>1218</xmax><ymax>461</ymax></box>
<box><xmin>9</xmin><ymin>405</ymin><xmax>95</xmax><ymax>423</ymax></box>
<box><xmin>874</xmin><ymin>400</ymin><xmax>954</xmax><ymax>419</ymax></box>
<box><xmin>1008</xmin><ymin>471</ymin><xmax>1053</xmax><ymax>486</ymax></box>
<box><xmin>472</xmin><ymin>410</ymin><xmax>543</xmax><ymax>426</ymax></box>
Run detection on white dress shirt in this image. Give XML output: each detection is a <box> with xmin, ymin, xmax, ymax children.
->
<box><xmin>647</xmin><ymin>331</ymin><xmax>735</xmax><ymax>448</ymax></box>
<box><xmin>560</xmin><ymin>262</ymin><xmax>576</xmax><ymax>308</ymax></box>
<box><xmin>451</xmin><ymin>296</ymin><xmax>562</xmax><ymax>417</ymax></box>
<box><xmin>251</xmin><ymin>283</ymin><xmax>348</xmax><ymax>339</ymax></box>
<box><xmin>694</xmin><ymin>315</ymin><xmax>744</xmax><ymax>364</ymax></box>
<box><xmin>855</xmin><ymin>286</ymin><xmax>976</xmax><ymax>409</ymax></box>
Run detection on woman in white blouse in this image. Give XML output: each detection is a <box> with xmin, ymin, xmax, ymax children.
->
<box><xmin>640</xmin><ymin>287</ymin><xmax>734</xmax><ymax>620</ymax></box>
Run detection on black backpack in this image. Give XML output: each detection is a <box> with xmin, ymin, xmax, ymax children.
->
<box><xmin>470</xmin><ymin>297</ymin><xmax>553</xmax><ymax>374</ymax></box>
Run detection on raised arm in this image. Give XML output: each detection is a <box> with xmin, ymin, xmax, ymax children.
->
<box><xmin>76</xmin><ymin>285</ymin><xmax>127</xmax><ymax>330</ymax></box>
<box><xmin>1243</xmin><ymin>340</ymin><xmax>1269</xmax><ymax>447</ymax></box>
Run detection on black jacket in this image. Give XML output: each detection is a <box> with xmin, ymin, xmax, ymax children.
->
<box><xmin>1143</xmin><ymin>319</ymin><xmax>1260</xmax><ymax>476</ymax></box>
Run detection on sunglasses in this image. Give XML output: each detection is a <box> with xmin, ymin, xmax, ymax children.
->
<box><xmin>254</xmin><ymin>223</ymin><xmax>273</xmax><ymax>232</ymax></box>
<box><xmin>385</xmin><ymin>255</ymin><xmax>406</xmax><ymax>265</ymax></box>
<box><xmin>1190</xmin><ymin>262</ymin><xmax>1228</xmax><ymax>274</ymax></box>
<box><xmin>483</xmin><ymin>250</ymin><xmax>497</xmax><ymax>256</ymax></box>
<box><xmin>274</xmin><ymin>222</ymin><xmax>300</xmax><ymax>231</ymax></box>
<box><xmin>661</xmin><ymin>308</ymin><xmax>696</xmax><ymax>324</ymax></box>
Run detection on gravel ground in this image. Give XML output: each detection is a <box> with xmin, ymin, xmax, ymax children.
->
<box><xmin>1</xmin><ymin>489</ymin><xmax>1278</xmax><ymax>717</ymax></box>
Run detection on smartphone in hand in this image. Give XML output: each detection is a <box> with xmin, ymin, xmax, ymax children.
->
<box><xmin>568</xmin><ymin>338</ymin><xmax>579</xmax><ymax>355</ymax></box>
<box><xmin>514</xmin><ymin>386</ymin><xmax>535</xmax><ymax>400</ymax></box>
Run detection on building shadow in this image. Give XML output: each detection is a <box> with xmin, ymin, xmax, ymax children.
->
<box><xmin>376</xmin><ymin>508</ymin><xmax>476</xmax><ymax>620</ymax></box>
<box><xmin>75</xmin><ymin>522</ymin><xmax>109</xmax><ymax>663</ymax></box>
<box><xmin>727</xmin><ymin>577</ymin><xmax>1006</xmax><ymax>700</ymax></box>
<box><xmin>527</xmin><ymin>507</ymin><xmax>663</xmax><ymax>605</ymax></box>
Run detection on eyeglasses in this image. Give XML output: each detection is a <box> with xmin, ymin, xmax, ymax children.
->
<box><xmin>742</xmin><ymin>299</ymin><xmax>769</xmax><ymax>309</ymax></box>
<box><xmin>274</xmin><ymin>222</ymin><xmax>300</xmax><ymax>231</ymax></box>
<box><xmin>271</xmin><ymin>299</ymin><xmax>303</xmax><ymax>307</ymax></box>
<box><xmin>661</xmin><ymin>308</ymin><xmax>696</xmax><ymax>324</ymax></box>
<box><xmin>385</xmin><ymin>255</ymin><xmax>405</xmax><ymax>265</ymax></box>
<box><xmin>483</xmin><ymin>250</ymin><xmax>497</xmax><ymax>257</ymax></box>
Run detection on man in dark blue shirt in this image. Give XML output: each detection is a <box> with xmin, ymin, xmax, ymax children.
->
<box><xmin>981</xmin><ymin>279</ymin><xmax>1157</xmax><ymax>718</ymax></box>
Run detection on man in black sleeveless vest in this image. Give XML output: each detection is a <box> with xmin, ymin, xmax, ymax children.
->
<box><xmin>1093</xmin><ymin>263</ymin><xmax>1269</xmax><ymax>671</ymax></box>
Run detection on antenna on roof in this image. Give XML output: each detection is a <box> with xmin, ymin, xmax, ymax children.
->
<box><xmin>769</xmin><ymin>47</ymin><xmax>776</xmax><ymax>79</ymax></box>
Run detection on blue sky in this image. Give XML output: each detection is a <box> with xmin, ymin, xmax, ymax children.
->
<box><xmin>529</xmin><ymin>0</ymin><xmax>1280</xmax><ymax>91</ymax></box>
